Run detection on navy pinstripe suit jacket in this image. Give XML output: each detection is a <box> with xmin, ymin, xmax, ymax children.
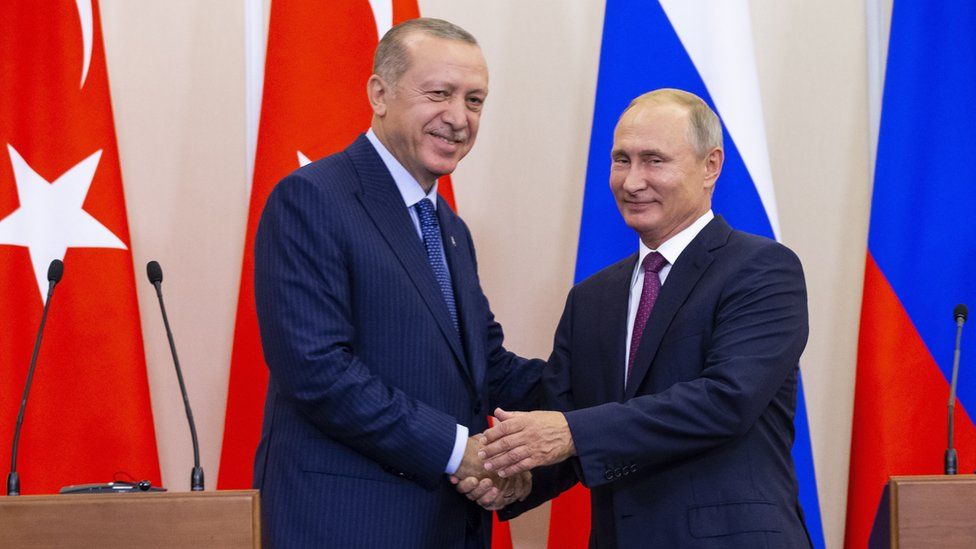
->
<box><xmin>253</xmin><ymin>135</ymin><xmax>542</xmax><ymax>548</ymax></box>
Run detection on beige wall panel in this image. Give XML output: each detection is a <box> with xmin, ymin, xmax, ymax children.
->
<box><xmin>418</xmin><ymin>2</ymin><xmax>606</xmax><ymax>546</ymax></box>
<box><xmin>101</xmin><ymin>0</ymin><xmax>248</xmax><ymax>491</ymax></box>
<box><xmin>751</xmin><ymin>2</ymin><xmax>873</xmax><ymax>547</ymax></box>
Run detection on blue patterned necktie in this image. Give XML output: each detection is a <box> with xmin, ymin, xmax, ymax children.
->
<box><xmin>415</xmin><ymin>198</ymin><xmax>458</xmax><ymax>332</ymax></box>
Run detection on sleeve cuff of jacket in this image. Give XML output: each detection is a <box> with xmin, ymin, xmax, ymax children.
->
<box><xmin>565</xmin><ymin>405</ymin><xmax>635</xmax><ymax>488</ymax></box>
<box><xmin>445</xmin><ymin>424</ymin><xmax>469</xmax><ymax>474</ymax></box>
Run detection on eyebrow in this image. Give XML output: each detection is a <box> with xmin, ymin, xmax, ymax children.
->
<box><xmin>611</xmin><ymin>148</ymin><xmax>668</xmax><ymax>158</ymax></box>
<box><xmin>420</xmin><ymin>80</ymin><xmax>487</xmax><ymax>95</ymax></box>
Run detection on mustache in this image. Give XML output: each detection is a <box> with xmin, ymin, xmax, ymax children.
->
<box><xmin>428</xmin><ymin>127</ymin><xmax>468</xmax><ymax>143</ymax></box>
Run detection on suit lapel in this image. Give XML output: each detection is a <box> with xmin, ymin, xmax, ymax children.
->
<box><xmin>625</xmin><ymin>216</ymin><xmax>732</xmax><ymax>400</ymax></box>
<box><xmin>347</xmin><ymin>136</ymin><xmax>471</xmax><ymax>381</ymax></box>
<box><xmin>601</xmin><ymin>256</ymin><xmax>635</xmax><ymax>403</ymax></box>
<box><xmin>438</xmin><ymin>202</ymin><xmax>483</xmax><ymax>389</ymax></box>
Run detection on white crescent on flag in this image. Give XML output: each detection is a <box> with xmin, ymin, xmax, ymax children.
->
<box><xmin>368</xmin><ymin>0</ymin><xmax>393</xmax><ymax>39</ymax></box>
<box><xmin>75</xmin><ymin>0</ymin><xmax>93</xmax><ymax>88</ymax></box>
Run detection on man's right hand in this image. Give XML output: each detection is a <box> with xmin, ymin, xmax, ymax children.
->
<box><xmin>451</xmin><ymin>436</ymin><xmax>531</xmax><ymax>510</ymax></box>
<box><xmin>452</xmin><ymin>470</ymin><xmax>531</xmax><ymax>510</ymax></box>
<box><xmin>453</xmin><ymin>435</ymin><xmax>489</xmax><ymax>481</ymax></box>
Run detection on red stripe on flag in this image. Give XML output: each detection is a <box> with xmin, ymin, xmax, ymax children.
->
<box><xmin>547</xmin><ymin>484</ymin><xmax>591</xmax><ymax>547</ymax></box>
<box><xmin>845</xmin><ymin>253</ymin><xmax>976</xmax><ymax>547</ymax></box>
<box><xmin>0</xmin><ymin>0</ymin><xmax>160</xmax><ymax>493</ymax></box>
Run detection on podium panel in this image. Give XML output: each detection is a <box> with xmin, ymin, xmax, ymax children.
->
<box><xmin>0</xmin><ymin>489</ymin><xmax>260</xmax><ymax>548</ymax></box>
<box><xmin>886</xmin><ymin>475</ymin><xmax>976</xmax><ymax>548</ymax></box>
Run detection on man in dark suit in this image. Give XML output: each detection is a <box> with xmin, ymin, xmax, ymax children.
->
<box><xmin>252</xmin><ymin>18</ymin><xmax>540</xmax><ymax>548</ymax></box>
<box><xmin>469</xmin><ymin>89</ymin><xmax>812</xmax><ymax>547</ymax></box>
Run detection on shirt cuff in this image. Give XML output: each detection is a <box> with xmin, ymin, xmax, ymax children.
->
<box><xmin>444</xmin><ymin>424</ymin><xmax>469</xmax><ymax>474</ymax></box>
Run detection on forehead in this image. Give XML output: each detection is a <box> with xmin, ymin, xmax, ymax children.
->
<box><xmin>613</xmin><ymin>102</ymin><xmax>692</xmax><ymax>150</ymax></box>
<box><xmin>402</xmin><ymin>34</ymin><xmax>488</xmax><ymax>86</ymax></box>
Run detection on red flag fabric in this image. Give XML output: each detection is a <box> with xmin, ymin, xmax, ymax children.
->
<box><xmin>0</xmin><ymin>0</ymin><xmax>160</xmax><ymax>494</ymax></box>
<box><xmin>547</xmin><ymin>485</ymin><xmax>591</xmax><ymax>547</ymax></box>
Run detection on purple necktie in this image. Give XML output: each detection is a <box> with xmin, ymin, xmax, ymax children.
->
<box><xmin>627</xmin><ymin>252</ymin><xmax>668</xmax><ymax>384</ymax></box>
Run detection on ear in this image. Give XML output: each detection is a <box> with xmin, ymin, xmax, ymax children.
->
<box><xmin>702</xmin><ymin>147</ymin><xmax>724</xmax><ymax>190</ymax></box>
<box><xmin>367</xmin><ymin>74</ymin><xmax>389</xmax><ymax>117</ymax></box>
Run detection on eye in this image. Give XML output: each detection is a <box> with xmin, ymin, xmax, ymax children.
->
<box><xmin>612</xmin><ymin>156</ymin><xmax>629</xmax><ymax>166</ymax></box>
<box><xmin>466</xmin><ymin>96</ymin><xmax>485</xmax><ymax>111</ymax></box>
<box><xmin>427</xmin><ymin>90</ymin><xmax>449</xmax><ymax>101</ymax></box>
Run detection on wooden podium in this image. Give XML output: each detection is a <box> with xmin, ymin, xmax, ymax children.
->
<box><xmin>0</xmin><ymin>489</ymin><xmax>260</xmax><ymax>548</ymax></box>
<box><xmin>872</xmin><ymin>475</ymin><xmax>976</xmax><ymax>548</ymax></box>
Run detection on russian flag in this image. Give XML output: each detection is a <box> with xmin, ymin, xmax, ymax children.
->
<box><xmin>845</xmin><ymin>1</ymin><xmax>976</xmax><ymax>547</ymax></box>
<box><xmin>548</xmin><ymin>1</ymin><xmax>825</xmax><ymax>546</ymax></box>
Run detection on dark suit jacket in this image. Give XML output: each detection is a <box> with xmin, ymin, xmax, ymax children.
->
<box><xmin>502</xmin><ymin>216</ymin><xmax>811</xmax><ymax>549</ymax></box>
<box><xmin>253</xmin><ymin>135</ymin><xmax>542</xmax><ymax>548</ymax></box>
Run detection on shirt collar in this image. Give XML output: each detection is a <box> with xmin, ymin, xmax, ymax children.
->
<box><xmin>632</xmin><ymin>210</ymin><xmax>714</xmax><ymax>288</ymax></box>
<box><xmin>366</xmin><ymin>128</ymin><xmax>439</xmax><ymax>209</ymax></box>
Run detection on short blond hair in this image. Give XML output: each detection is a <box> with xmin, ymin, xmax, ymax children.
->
<box><xmin>622</xmin><ymin>88</ymin><xmax>723</xmax><ymax>157</ymax></box>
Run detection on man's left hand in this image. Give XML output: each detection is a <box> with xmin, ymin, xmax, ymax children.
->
<box><xmin>478</xmin><ymin>408</ymin><xmax>575</xmax><ymax>477</ymax></box>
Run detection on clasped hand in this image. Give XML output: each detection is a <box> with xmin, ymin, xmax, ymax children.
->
<box><xmin>451</xmin><ymin>408</ymin><xmax>575</xmax><ymax>509</ymax></box>
<box><xmin>451</xmin><ymin>435</ymin><xmax>531</xmax><ymax>510</ymax></box>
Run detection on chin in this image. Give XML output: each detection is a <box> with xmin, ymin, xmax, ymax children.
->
<box><xmin>624</xmin><ymin>215</ymin><xmax>661</xmax><ymax>234</ymax></box>
<box><xmin>422</xmin><ymin>158</ymin><xmax>461</xmax><ymax>178</ymax></box>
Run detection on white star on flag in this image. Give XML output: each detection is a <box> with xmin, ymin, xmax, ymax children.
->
<box><xmin>0</xmin><ymin>144</ymin><xmax>127</xmax><ymax>302</ymax></box>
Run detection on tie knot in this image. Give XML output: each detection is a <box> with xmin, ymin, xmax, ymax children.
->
<box><xmin>642</xmin><ymin>251</ymin><xmax>667</xmax><ymax>274</ymax></box>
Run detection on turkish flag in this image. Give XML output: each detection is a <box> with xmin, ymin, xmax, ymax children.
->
<box><xmin>0</xmin><ymin>0</ymin><xmax>160</xmax><ymax>494</ymax></box>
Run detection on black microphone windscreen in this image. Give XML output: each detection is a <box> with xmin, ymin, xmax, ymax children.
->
<box><xmin>147</xmin><ymin>261</ymin><xmax>163</xmax><ymax>284</ymax></box>
<box><xmin>955</xmin><ymin>303</ymin><xmax>968</xmax><ymax>322</ymax></box>
<box><xmin>47</xmin><ymin>259</ymin><xmax>64</xmax><ymax>283</ymax></box>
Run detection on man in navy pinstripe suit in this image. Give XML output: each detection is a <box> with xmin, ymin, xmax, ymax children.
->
<box><xmin>252</xmin><ymin>18</ymin><xmax>542</xmax><ymax>548</ymax></box>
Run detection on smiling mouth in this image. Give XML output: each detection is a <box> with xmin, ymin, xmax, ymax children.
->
<box><xmin>624</xmin><ymin>200</ymin><xmax>658</xmax><ymax>208</ymax></box>
<box><xmin>429</xmin><ymin>132</ymin><xmax>464</xmax><ymax>146</ymax></box>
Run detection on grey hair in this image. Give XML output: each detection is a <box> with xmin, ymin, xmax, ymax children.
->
<box><xmin>373</xmin><ymin>18</ymin><xmax>478</xmax><ymax>85</ymax></box>
<box><xmin>622</xmin><ymin>88</ymin><xmax>723</xmax><ymax>157</ymax></box>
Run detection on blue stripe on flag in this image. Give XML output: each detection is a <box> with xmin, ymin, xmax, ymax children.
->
<box><xmin>575</xmin><ymin>1</ymin><xmax>823</xmax><ymax>546</ymax></box>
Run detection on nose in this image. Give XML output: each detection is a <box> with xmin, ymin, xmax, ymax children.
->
<box><xmin>621</xmin><ymin>166</ymin><xmax>647</xmax><ymax>193</ymax></box>
<box><xmin>441</xmin><ymin>97</ymin><xmax>468</xmax><ymax>129</ymax></box>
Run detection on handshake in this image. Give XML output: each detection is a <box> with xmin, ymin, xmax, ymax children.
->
<box><xmin>449</xmin><ymin>408</ymin><xmax>577</xmax><ymax>511</ymax></box>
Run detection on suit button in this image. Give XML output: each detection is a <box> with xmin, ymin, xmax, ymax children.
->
<box><xmin>604</xmin><ymin>470</ymin><xmax>614</xmax><ymax>481</ymax></box>
<box><xmin>614</xmin><ymin>468</ymin><xmax>622</xmax><ymax>479</ymax></box>
<box><xmin>473</xmin><ymin>403</ymin><xmax>483</xmax><ymax>416</ymax></box>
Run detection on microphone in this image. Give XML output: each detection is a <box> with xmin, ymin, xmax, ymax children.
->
<box><xmin>7</xmin><ymin>259</ymin><xmax>64</xmax><ymax>496</ymax></box>
<box><xmin>146</xmin><ymin>261</ymin><xmax>204</xmax><ymax>490</ymax></box>
<box><xmin>945</xmin><ymin>303</ymin><xmax>967</xmax><ymax>475</ymax></box>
